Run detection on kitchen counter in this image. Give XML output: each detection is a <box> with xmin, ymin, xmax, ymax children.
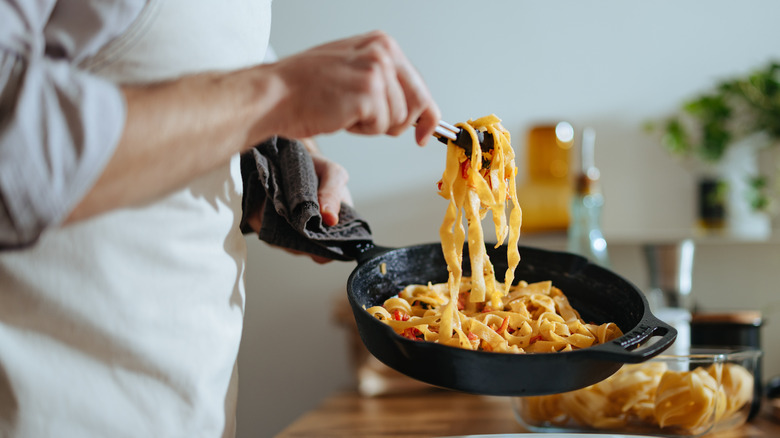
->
<box><xmin>276</xmin><ymin>389</ymin><xmax>780</xmax><ymax>438</ymax></box>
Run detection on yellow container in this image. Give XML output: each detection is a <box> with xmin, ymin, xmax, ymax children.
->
<box><xmin>519</xmin><ymin>122</ymin><xmax>574</xmax><ymax>233</ymax></box>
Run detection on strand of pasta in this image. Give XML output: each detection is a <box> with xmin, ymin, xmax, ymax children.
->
<box><xmin>368</xmin><ymin>114</ymin><xmax>621</xmax><ymax>354</ymax></box>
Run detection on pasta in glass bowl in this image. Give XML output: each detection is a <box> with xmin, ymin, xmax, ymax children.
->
<box><xmin>511</xmin><ymin>347</ymin><xmax>761</xmax><ymax>437</ymax></box>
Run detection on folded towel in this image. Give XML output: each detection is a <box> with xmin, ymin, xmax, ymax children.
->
<box><xmin>240</xmin><ymin>136</ymin><xmax>372</xmax><ymax>261</ymax></box>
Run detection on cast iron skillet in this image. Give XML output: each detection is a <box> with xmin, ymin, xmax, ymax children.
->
<box><xmin>345</xmin><ymin>242</ymin><xmax>677</xmax><ymax>396</ymax></box>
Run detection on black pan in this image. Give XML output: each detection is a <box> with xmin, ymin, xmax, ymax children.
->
<box><xmin>345</xmin><ymin>242</ymin><xmax>677</xmax><ymax>396</ymax></box>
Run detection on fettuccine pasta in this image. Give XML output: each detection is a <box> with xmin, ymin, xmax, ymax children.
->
<box><xmin>517</xmin><ymin>361</ymin><xmax>754</xmax><ymax>434</ymax></box>
<box><xmin>367</xmin><ymin>115</ymin><xmax>622</xmax><ymax>353</ymax></box>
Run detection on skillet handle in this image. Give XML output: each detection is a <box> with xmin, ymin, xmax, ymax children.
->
<box><xmin>591</xmin><ymin>315</ymin><xmax>678</xmax><ymax>363</ymax></box>
<box><xmin>340</xmin><ymin>241</ymin><xmax>394</xmax><ymax>265</ymax></box>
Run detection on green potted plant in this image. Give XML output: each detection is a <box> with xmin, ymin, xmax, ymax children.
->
<box><xmin>646</xmin><ymin>61</ymin><xmax>780</xmax><ymax>238</ymax></box>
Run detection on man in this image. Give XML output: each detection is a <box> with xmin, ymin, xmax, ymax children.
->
<box><xmin>0</xmin><ymin>1</ymin><xmax>440</xmax><ymax>436</ymax></box>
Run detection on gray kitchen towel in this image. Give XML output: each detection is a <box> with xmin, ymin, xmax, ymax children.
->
<box><xmin>240</xmin><ymin>136</ymin><xmax>372</xmax><ymax>261</ymax></box>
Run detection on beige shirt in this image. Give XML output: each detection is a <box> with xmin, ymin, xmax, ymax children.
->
<box><xmin>0</xmin><ymin>0</ymin><xmax>271</xmax><ymax>436</ymax></box>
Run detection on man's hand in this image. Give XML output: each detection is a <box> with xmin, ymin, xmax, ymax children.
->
<box><xmin>302</xmin><ymin>138</ymin><xmax>352</xmax><ymax>227</ymax></box>
<box><xmin>245</xmin><ymin>138</ymin><xmax>352</xmax><ymax>264</ymax></box>
<box><xmin>254</xmin><ymin>30</ymin><xmax>441</xmax><ymax>147</ymax></box>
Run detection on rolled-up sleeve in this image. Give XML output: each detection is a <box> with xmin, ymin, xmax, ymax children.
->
<box><xmin>0</xmin><ymin>1</ymin><xmax>127</xmax><ymax>248</ymax></box>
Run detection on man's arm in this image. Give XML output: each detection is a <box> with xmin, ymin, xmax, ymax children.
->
<box><xmin>68</xmin><ymin>30</ymin><xmax>440</xmax><ymax>223</ymax></box>
<box><xmin>0</xmin><ymin>46</ymin><xmax>128</xmax><ymax>247</ymax></box>
<box><xmin>2</xmin><ymin>29</ymin><xmax>440</xmax><ymax>245</ymax></box>
<box><xmin>65</xmin><ymin>67</ymin><xmax>283</xmax><ymax>223</ymax></box>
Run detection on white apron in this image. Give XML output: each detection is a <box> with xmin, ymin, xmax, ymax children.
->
<box><xmin>0</xmin><ymin>0</ymin><xmax>271</xmax><ymax>437</ymax></box>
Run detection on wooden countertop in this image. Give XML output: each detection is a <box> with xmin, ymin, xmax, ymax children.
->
<box><xmin>277</xmin><ymin>390</ymin><xmax>780</xmax><ymax>438</ymax></box>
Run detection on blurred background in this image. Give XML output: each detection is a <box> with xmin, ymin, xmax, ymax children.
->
<box><xmin>237</xmin><ymin>1</ymin><xmax>780</xmax><ymax>436</ymax></box>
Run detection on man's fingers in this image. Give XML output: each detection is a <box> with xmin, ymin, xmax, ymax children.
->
<box><xmin>415</xmin><ymin>104</ymin><xmax>441</xmax><ymax>146</ymax></box>
<box><xmin>268</xmin><ymin>30</ymin><xmax>439</xmax><ymax>145</ymax></box>
<box><xmin>347</xmin><ymin>31</ymin><xmax>434</xmax><ymax>140</ymax></box>
<box><xmin>383</xmin><ymin>62</ymin><xmax>409</xmax><ymax>137</ymax></box>
<box><xmin>280</xmin><ymin>247</ymin><xmax>334</xmax><ymax>264</ymax></box>
<box><xmin>312</xmin><ymin>155</ymin><xmax>351</xmax><ymax>227</ymax></box>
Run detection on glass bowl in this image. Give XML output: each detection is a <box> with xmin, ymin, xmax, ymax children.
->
<box><xmin>511</xmin><ymin>347</ymin><xmax>762</xmax><ymax>437</ymax></box>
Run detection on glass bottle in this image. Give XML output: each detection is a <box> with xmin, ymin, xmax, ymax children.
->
<box><xmin>567</xmin><ymin>128</ymin><xmax>610</xmax><ymax>267</ymax></box>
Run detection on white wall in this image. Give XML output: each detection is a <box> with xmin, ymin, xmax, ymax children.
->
<box><xmin>237</xmin><ymin>2</ymin><xmax>780</xmax><ymax>436</ymax></box>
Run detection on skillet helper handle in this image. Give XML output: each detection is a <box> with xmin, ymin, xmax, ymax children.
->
<box><xmin>592</xmin><ymin>315</ymin><xmax>678</xmax><ymax>363</ymax></box>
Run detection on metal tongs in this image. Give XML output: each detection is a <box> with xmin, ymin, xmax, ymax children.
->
<box><xmin>434</xmin><ymin>120</ymin><xmax>494</xmax><ymax>157</ymax></box>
